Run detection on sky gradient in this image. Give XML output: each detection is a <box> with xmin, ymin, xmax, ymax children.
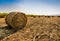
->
<box><xmin>0</xmin><ymin>0</ymin><xmax>60</xmax><ymax>15</ymax></box>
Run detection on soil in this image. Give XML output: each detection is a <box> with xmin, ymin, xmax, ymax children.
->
<box><xmin>0</xmin><ymin>16</ymin><xmax>60</xmax><ymax>41</ymax></box>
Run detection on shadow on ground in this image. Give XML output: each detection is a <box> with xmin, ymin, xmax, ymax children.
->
<box><xmin>0</xmin><ymin>26</ymin><xmax>18</xmax><ymax>39</ymax></box>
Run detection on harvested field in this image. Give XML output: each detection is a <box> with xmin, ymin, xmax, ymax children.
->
<box><xmin>0</xmin><ymin>16</ymin><xmax>60</xmax><ymax>41</ymax></box>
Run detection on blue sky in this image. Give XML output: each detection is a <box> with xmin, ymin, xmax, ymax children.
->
<box><xmin>0</xmin><ymin>0</ymin><xmax>60</xmax><ymax>15</ymax></box>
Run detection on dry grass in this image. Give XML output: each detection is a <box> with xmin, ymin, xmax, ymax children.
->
<box><xmin>0</xmin><ymin>16</ymin><xmax>60</xmax><ymax>41</ymax></box>
<box><xmin>0</xmin><ymin>18</ymin><xmax>7</xmax><ymax>27</ymax></box>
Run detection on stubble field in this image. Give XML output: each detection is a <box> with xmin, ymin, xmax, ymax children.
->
<box><xmin>0</xmin><ymin>16</ymin><xmax>60</xmax><ymax>41</ymax></box>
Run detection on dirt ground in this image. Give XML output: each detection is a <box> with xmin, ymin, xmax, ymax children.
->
<box><xmin>0</xmin><ymin>16</ymin><xmax>60</xmax><ymax>41</ymax></box>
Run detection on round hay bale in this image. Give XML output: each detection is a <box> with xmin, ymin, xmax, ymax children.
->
<box><xmin>5</xmin><ymin>12</ymin><xmax>27</xmax><ymax>29</ymax></box>
<box><xmin>5</xmin><ymin>12</ymin><xmax>17</xmax><ymax>27</ymax></box>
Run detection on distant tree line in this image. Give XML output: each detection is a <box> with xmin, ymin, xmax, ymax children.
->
<box><xmin>0</xmin><ymin>13</ymin><xmax>8</xmax><ymax>18</ymax></box>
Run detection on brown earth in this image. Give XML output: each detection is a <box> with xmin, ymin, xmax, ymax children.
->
<box><xmin>0</xmin><ymin>16</ymin><xmax>60</xmax><ymax>41</ymax></box>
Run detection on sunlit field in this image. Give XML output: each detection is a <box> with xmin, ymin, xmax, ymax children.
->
<box><xmin>0</xmin><ymin>13</ymin><xmax>60</xmax><ymax>41</ymax></box>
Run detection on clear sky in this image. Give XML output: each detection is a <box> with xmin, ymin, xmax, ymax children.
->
<box><xmin>0</xmin><ymin>0</ymin><xmax>60</xmax><ymax>15</ymax></box>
